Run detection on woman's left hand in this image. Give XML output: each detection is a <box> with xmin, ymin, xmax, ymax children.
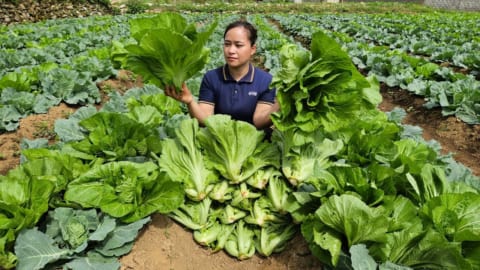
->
<box><xmin>164</xmin><ymin>83</ymin><xmax>194</xmax><ymax>105</ymax></box>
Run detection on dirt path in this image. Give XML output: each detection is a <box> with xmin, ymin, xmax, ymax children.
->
<box><xmin>378</xmin><ymin>86</ymin><xmax>480</xmax><ymax>176</ymax></box>
<box><xmin>120</xmin><ymin>214</ymin><xmax>323</xmax><ymax>270</ymax></box>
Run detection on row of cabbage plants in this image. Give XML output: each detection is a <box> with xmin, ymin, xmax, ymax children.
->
<box><xmin>271</xmin><ymin>13</ymin><xmax>480</xmax><ymax>125</ymax></box>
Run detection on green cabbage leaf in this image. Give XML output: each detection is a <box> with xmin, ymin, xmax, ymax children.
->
<box><xmin>198</xmin><ymin>114</ymin><xmax>279</xmax><ymax>184</ymax></box>
<box><xmin>64</xmin><ymin>161</ymin><xmax>183</xmax><ymax>223</ymax></box>
<box><xmin>158</xmin><ymin>118</ymin><xmax>218</xmax><ymax>201</ymax></box>
<box><xmin>116</xmin><ymin>12</ymin><xmax>217</xmax><ymax>91</ymax></box>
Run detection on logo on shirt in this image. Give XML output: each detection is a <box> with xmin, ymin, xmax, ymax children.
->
<box><xmin>248</xmin><ymin>91</ymin><xmax>257</xmax><ymax>97</ymax></box>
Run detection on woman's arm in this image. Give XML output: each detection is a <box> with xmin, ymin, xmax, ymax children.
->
<box><xmin>186</xmin><ymin>102</ymin><xmax>214</xmax><ymax>125</ymax></box>
<box><xmin>252</xmin><ymin>98</ymin><xmax>279</xmax><ymax>129</ymax></box>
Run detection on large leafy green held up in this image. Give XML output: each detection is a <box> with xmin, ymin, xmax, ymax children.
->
<box><xmin>113</xmin><ymin>12</ymin><xmax>217</xmax><ymax>91</ymax></box>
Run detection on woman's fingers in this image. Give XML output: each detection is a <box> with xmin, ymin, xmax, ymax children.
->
<box><xmin>164</xmin><ymin>86</ymin><xmax>172</xmax><ymax>96</ymax></box>
<box><xmin>165</xmin><ymin>86</ymin><xmax>177</xmax><ymax>97</ymax></box>
<box><xmin>165</xmin><ymin>85</ymin><xmax>183</xmax><ymax>101</ymax></box>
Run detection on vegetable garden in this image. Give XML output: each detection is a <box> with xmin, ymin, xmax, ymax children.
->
<box><xmin>0</xmin><ymin>2</ymin><xmax>479</xmax><ymax>270</ymax></box>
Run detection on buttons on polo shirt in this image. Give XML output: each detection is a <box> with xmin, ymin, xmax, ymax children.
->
<box><xmin>232</xmin><ymin>85</ymin><xmax>239</xmax><ymax>102</ymax></box>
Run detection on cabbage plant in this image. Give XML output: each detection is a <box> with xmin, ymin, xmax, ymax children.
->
<box><xmin>112</xmin><ymin>12</ymin><xmax>217</xmax><ymax>92</ymax></box>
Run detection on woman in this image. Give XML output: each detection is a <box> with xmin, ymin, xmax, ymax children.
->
<box><xmin>165</xmin><ymin>20</ymin><xmax>278</xmax><ymax>130</ymax></box>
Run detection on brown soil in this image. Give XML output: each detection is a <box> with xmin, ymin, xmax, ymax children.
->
<box><xmin>120</xmin><ymin>215</ymin><xmax>322</xmax><ymax>270</ymax></box>
<box><xmin>1</xmin><ymin>71</ymin><xmax>479</xmax><ymax>270</ymax></box>
<box><xmin>378</xmin><ymin>85</ymin><xmax>480</xmax><ymax>176</ymax></box>
<box><xmin>0</xmin><ymin>0</ymin><xmax>114</xmax><ymax>26</ymax></box>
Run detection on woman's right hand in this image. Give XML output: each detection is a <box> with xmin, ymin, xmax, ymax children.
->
<box><xmin>164</xmin><ymin>83</ymin><xmax>194</xmax><ymax>105</ymax></box>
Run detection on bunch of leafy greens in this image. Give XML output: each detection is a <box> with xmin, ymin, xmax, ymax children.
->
<box><xmin>158</xmin><ymin>118</ymin><xmax>218</xmax><ymax>201</ymax></box>
<box><xmin>64</xmin><ymin>161</ymin><xmax>184</xmax><ymax>223</ymax></box>
<box><xmin>267</xmin><ymin>31</ymin><xmax>480</xmax><ymax>269</ymax></box>
<box><xmin>112</xmin><ymin>12</ymin><xmax>217</xmax><ymax>92</ymax></box>
<box><xmin>198</xmin><ymin>114</ymin><xmax>279</xmax><ymax>184</ymax></box>
<box><xmin>302</xmin><ymin>194</ymin><xmax>477</xmax><ymax>269</ymax></box>
<box><xmin>0</xmin><ymin>62</ymin><xmax>105</xmax><ymax>132</ymax></box>
<box><xmin>272</xmin><ymin>128</ymin><xmax>343</xmax><ymax>187</ymax></box>
<box><xmin>0</xmin><ymin>86</ymin><xmax>190</xmax><ymax>269</ymax></box>
<box><xmin>67</xmin><ymin>112</ymin><xmax>163</xmax><ymax>162</ymax></box>
<box><xmin>0</xmin><ymin>148</ymin><xmax>95</xmax><ymax>269</ymax></box>
<box><xmin>161</xmin><ymin>115</ymin><xmax>297</xmax><ymax>260</ymax></box>
<box><xmin>271</xmin><ymin>31</ymin><xmax>381</xmax><ymax>133</ymax></box>
<box><xmin>54</xmin><ymin>85</ymin><xmax>184</xmax><ymax>144</ymax></box>
<box><xmin>0</xmin><ymin>162</ymin><xmax>56</xmax><ymax>269</ymax></box>
<box><xmin>14</xmin><ymin>207</ymin><xmax>150</xmax><ymax>270</ymax></box>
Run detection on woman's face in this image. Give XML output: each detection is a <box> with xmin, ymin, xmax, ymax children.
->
<box><xmin>223</xmin><ymin>26</ymin><xmax>256</xmax><ymax>69</ymax></box>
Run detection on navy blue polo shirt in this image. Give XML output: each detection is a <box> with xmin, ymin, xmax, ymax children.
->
<box><xmin>198</xmin><ymin>64</ymin><xmax>276</xmax><ymax>124</ymax></box>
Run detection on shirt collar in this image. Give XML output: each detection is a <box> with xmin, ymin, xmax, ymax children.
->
<box><xmin>222</xmin><ymin>63</ymin><xmax>254</xmax><ymax>83</ymax></box>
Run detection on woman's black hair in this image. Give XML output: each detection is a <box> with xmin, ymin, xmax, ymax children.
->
<box><xmin>223</xmin><ymin>20</ymin><xmax>258</xmax><ymax>46</ymax></box>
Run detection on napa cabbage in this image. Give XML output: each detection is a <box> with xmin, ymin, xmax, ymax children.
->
<box><xmin>158</xmin><ymin>118</ymin><xmax>218</xmax><ymax>201</ymax></box>
<box><xmin>197</xmin><ymin>114</ymin><xmax>280</xmax><ymax>184</ymax></box>
<box><xmin>64</xmin><ymin>161</ymin><xmax>183</xmax><ymax>223</ymax></box>
<box><xmin>113</xmin><ymin>12</ymin><xmax>217</xmax><ymax>91</ymax></box>
<box><xmin>271</xmin><ymin>30</ymin><xmax>382</xmax><ymax>133</ymax></box>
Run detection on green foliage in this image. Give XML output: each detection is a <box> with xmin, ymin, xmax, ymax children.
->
<box><xmin>125</xmin><ymin>0</ymin><xmax>148</xmax><ymax>14</ymax></box>
<box><xmin>165</xmin><ymin>1</ymin><xmax>435</xmax><ymax>14</ymax></box>
<box><xmin>2</xmin><ymin>8</ymin><xmax>480</xmax><ymax>270</ymax></box>
<box><xmin>64</xmin><ymin>161</ymin><xmax>184</xmax><ymax>223</ymax></box>
<box><xmin>198</xmin><ymin>115</ymin><xmax>278</xmax><ymax>184</ymax></box>
<box><xmin>68</xmin><ymin>112</ymin><xmax>162</xmax><ymax>161</ymax></box>
<box><xmin>271</xmin><ymin>31</ymin><xmax>382</xmax><ymax>133</ymax></box>
<box><xmin>14</xmin><ymin>207</ymin><xmax>150</xmax><ymax>270</ymax></box>
<box><xmin>113</xmin><ymin>12</ymin><xmax>217</xmax><ymax>91</ymax></box>
<box><xmin>0</xmin><ymin>0</ymin><xmax>18</xmax><ymax>4</ymax></box>
<box><xmin>0</xmin><ymin>155</ymin><xmax>69</xmax><ymax>269</ymax></box>
<box><xmin>157</xmin><ymin>118</ymin><xmax>218</xmax><ymax>201</ymax></box>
